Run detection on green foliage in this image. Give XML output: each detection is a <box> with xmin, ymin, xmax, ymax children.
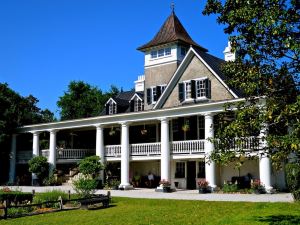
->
<box><xmin>78</xmin><ymin>155</ymin><xmax>103</xmax><ymax>177</ymax></box>
<box><xmin>33</xmin><ymin>190</ymin><xmax>68</xmax><ymax>204</ymax></box>
<box><xmin>7</xmin><ymin>206</ymin><xmax>33</xmax><ymax>217</ymax></box>
<box><xmin>72</xmin><ymin>176</ymin><xmax>97</xmax><ymax>198</ymax></box>
<box><xmin>28</xmin><ymin>156</ymin><xmax>49</xmax><ymax>182</ymax></box>
<box><xmin>222</xmin><ymin>183</ymin><xmax>239</xmax><ymax>193</ymax></box>
<box><xmin>57</xmin><ymin>81</ymin><xmax>120</xmax><ymax>120</ymax></box>
<box><xmin>285</xmin><ymin>163</ymin><xmax>300</xmax><ymax>192</ymax></box>
<box><xmin>0</xmin><ymin>191</ymin><xmax>33</xmax><ymax>203</ymax></box>
<box><xmin>203</xmin><ymin>0</ymin><xmax>300</xmax><ymax>168</ymax></box>
<box><xmin>292</xmin><ymin>189</ymin><xmax>300</xmax><ymax>201</ymax></box>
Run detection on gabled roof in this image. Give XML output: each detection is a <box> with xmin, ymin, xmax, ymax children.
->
<box><xmin>137</xmin><ymin>11</ymin><xmax>208</xmax><ymax>52</ymax></box>
<box><xmin>153</xmin><ymin>47</ymin><xmax>242</xmax><ymax>109</ymax></box>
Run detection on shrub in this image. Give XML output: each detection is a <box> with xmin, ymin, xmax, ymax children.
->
<box><xmin>28</xmin><ymin>156</ymin><xmax>49</xmax><ymax>183</ymax></box>
<box><xmin>73</xmin><ymin>176</ymin><xmax>97</xmax><ymax>198</ymax></box>
<box><xmin>285</xmin><ymin>163</ymin><xmax>300</xmax><ymax>192</ymax></box>
<box><xmin>0</xmin><ymin>188</ymin><xmax>33</xmax><ymax>203</ymax></box>
<box><xmin>7</xmin><ymin>206</ymin><xmax>33</xmax><ymax>217</ymax></box>
<box><xmin>33</xmin><ymin>190</ymin><xmax>68</xmax><ymax>204</ymax></box>
<box><xmin>292</xmin><ymin>189</ymin><xmax>300</xmax><ymax>201</ymax></box>
<box><xmin>78</xmin><ymin>156</ymin><xmax>103</xmax><ymax>178</ymax></box>
<box><xmin>222</xmin><ymin>183</ymin><xmax>239</xmax><ymax>193</ymax></box>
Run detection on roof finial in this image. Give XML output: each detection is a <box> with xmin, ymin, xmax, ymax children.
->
<box><xmin>171</xmin><ymin>1</ymin><xmax>175</xmax><ymax>14</ymax></box>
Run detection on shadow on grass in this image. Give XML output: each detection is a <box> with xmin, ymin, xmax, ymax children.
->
<box><xmin>257</xmin><ymin>215</ymin><xmax>300</xmax><ymax>225</ymax></box>
<box><xmin>87</xmin><ymin>204</ymin><xmax>117</xmax><ymax>210</ymax></box>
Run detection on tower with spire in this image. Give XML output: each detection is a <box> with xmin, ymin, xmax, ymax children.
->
<box><xmin>137</xmin><ymin>9</ymin><xmax>207</xmax><ymax>110</ymax></box>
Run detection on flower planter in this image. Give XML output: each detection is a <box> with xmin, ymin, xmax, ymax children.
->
<box><xmin>162</xmin><ymin>187</ymin><xmax>171</xmax><ymax>193</ymax></box>
<box><xmin>198</xmin><ymin>188</ymin><xmax>208</xmax><ymax>194</ymax></box>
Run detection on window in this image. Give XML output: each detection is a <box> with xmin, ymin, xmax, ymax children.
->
<box><xmin>175</xmin><ymin>162</ymin><xmax>185</xmax><ymax>178</ymax></box>
<box><xmin>198</xmin><ymin>116</ymin><xmax>205</xmax><ymax>139</ymax></box>
<box><xmin>134</xmin><ymin>98</ymin><xmax>143</xmax><ymax>112</ymax></box>
<box><xmin>146</xmin><ymin>85</ymin><xmax>166</xmax><ymax>105</ymax></box>
<box><xmin>150</xmin><ymin>48</ymin><xmax>172</xmax><ymax>59</ymax></box>
<box><xmin>158</xmin><ymin>49</ymin><xmax>164</xmax><ymax>57</ymax></box>
<box><xmin>178</xmin><ymin>78</ymin><xmax>211</xmax><ymax>102</ymax></box>
<box><xmin>165</xmin><ymin>48</ymin><xmax>171</xmax><ymax>55</ymax></box>
<box><xmin>151</xmin><ymin>51</ymin><xmax>157</xmax><ymax>58</ymax></box>
<box><xmin>106</xmin><ymin>100</ymin><xmax>117</xmax><ymax>115</ymax></box>
<box><xmin>181</xmin><ymin>47</ymin><xmax>187</xmax><ymax>57</ymax></box>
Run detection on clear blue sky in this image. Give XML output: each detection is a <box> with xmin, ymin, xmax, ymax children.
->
<box><xmin>0</xmin><ymin>0</ymin><xmax>227</xmax><ymax>117</ymax></box>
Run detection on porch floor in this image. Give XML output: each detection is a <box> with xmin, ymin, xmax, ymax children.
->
<box><xmin>3</xmin><ymin>185</ymin><xmax>294</xmax><ymax>202</ymax></box>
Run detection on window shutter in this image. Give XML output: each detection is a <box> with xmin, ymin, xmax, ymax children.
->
<box><xmin>156</xmin><ymin>86</ymin><xmax>162</xmax><ymax>100</ymax></box>
<box><xmin>130</xmin><ymin>100</ymin><xmax>134</xmax><ymax>112</ymax></box>
<box><xmin>153</xmin><ymin>87</ymin><xmax>157</xmax><ymax>102</ymax></box>
<box><xmin>146</xmin><ymin>88</ymin><xmax>151</xmax><ymax>104</ymax></box>
<box><xmin>105</xmin><ymin>104</ymin><xmax>109</xmax><ymax>115</ymax></box>
<box><xmin>205</xmin><ymin>79</ymin><xmax>211</xmax><ymax>99</ymax></box>
<box><xmin>178</xmin><ymin>83</ymin><xmax>184</xmax><ymax>102</ymax></box>
<box><xmin>191</xmin><ymin>80</ymin><xmax>196</xmax><ymax>99</ymax></box>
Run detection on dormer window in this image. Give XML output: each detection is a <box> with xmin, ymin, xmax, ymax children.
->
<box><xmin>178</xmin><ymin>78</ymin><xmax>211</xmax><ymax>102</ymax></box>
<box><xmin>130</xmin><ymin>95</ymin><xmax>144</xmax><ymax>112</ymax></box>
<box><xmin>105</xmin><ymin>99</ymin><xmax>117</xmax><ymax>115</ymax></box>
<box><xmin>146</xmin><ymin>85</ymin><xmax>167</xmax><ymax>105</ymax></box>
<box><xmin>150</xmin><ymin>48</ymin><xmax>172</xmax><ymax>59</ymax></box>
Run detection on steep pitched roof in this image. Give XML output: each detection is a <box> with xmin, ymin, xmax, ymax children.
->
<box><xmin>137</xmin><ymin>12</ymin><xmax>208</xmax><ymax>52</ymax></box>
<box><xmin>153</xmin><ymin>47</ymin><xmax>242</xmax><ymax>109</ymax></box>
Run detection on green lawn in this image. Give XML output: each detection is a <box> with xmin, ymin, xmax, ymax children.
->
<box><xmin>1</xmin><ymin>197</ymin><xmax>300</xmax><ymax>225</ymax></box>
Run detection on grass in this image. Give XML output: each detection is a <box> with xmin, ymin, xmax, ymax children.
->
<box><xmin>0</xmin><ymin>197</ymin><xmax>300</xmax><ymax>225</ymax></box>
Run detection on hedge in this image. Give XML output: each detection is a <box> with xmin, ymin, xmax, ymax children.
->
<box><xmin>0</xmin><ymin>192</ymin><xmax>33</xmax><ymax>203</ymax></box>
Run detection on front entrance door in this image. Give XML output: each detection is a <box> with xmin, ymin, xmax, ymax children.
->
<box><xmin>186</xmin><ymin>161</ymin><xmax>196</xmax><ymax>189</ymax></box>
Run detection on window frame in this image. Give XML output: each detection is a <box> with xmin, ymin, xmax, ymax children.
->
<box><xmin>179</xmin><ymin>77</ymin><xmax>211</xmax><ymax>102</ymax></box>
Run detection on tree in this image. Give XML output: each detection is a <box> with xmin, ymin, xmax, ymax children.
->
<box><xmin>57</xmin><ymin>81</ymin><xmax>120</xmax><ymax>120</ymax></box>
<box><xmin>78</xmin><ymin>155</ymin><xmax>103</xmax><ymax>178</ymax></box>
<box><xmin>28</xmin><ymin>156</ymin><xmax>49</xmax><ymax>185</ymax></box>
<box><xmin>203</xmin><ymin>0</ymin><xmax>299</xmax><ymax>168</ymax></box>
<box><xmin>0</xmin><ymin>83</ymin><xmax>55</xmax><ymax>183</ymax></box>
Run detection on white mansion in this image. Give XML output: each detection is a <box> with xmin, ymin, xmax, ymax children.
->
<box><xmin>8</xmin><ymin>11</ymin><xmax>285</xmax><ymax>191</ymax></box>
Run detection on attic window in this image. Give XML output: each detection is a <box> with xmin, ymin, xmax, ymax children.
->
<box><xmin>130</xmin><ymin>96</ymin><xmax>144</xmax><ymax>112</ymax></box>
<box><xmin>178</xmin><ymin>78</ymin><xmax>211</xmax><ymax>102</ymax></box>
<box><xmin>106</xmin><ymin>100</ymin><xmax>117</xmax><ymax>115</ymax></box>
<box><xmin>146</xmin><ymin>85</ymin><xmax>166</xmax><ymax>105</ymax></box>
<box><xmin>151</xmin><ymin>48</ymin><xmax>172</xmax><ymax>59</ymax></box>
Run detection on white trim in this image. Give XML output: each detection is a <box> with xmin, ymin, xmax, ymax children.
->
<box><xmin>145</xmin><ymin>60</ymin><xmax>179</xmax><ymax>69</ymax></box>
<box><xmin>129</xmin><ymin>93</ymin><xmax>143</xmax><ymax>102</ymax></box>
<box><xmin>105</xmin><ymin>98</ymin><xmax>117</xmax><ymax>105</ymax></box>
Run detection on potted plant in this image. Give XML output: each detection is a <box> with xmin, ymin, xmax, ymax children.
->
<box><xmin>109</xmin><ymin>127</ymin><xmax>116</xmax><ymax>136</ymax></box>
<box><xmin>251</xmin><ymin>179</ymin><xmax>265</xmax><ymax>194</ymax></box>
<box><xmin>159</xmin><ymin>179</ymin><xmax>171</xmax><ymax>193</ymax></box>
<box><xmin>182</xmin><ymin>123</ymin><xmax>190</xmax><ymax>132</ymax></box>
<box><xmin>197</xmin><ymin>179</ymin><xmax>209</xmax><ymax>193</ymax></box>
<box><xmin>110</xmin><ymin>179</ymin><xmax>120</xmax><ymax>190</ymax></box>
<box><xmin>141</xmin><ymin>124</ymin><xmax>148</xmax><ymax>135</ymax></box>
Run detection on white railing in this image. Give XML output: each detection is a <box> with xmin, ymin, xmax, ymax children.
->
<box><xmin>57</xmin><ymin>149</ymin><xmax>95</xmax><ymax>159</ymax></box>
<box><xmin>130</xmin><ymin>142</ymin><xmax>161</xmax><ymax>156</ymax></box>
<box><xmin>105</xmin><ymin>145</ymin><xmax>121</xmax><ymax>157</ymax></box>
<box><xmin>171</xmin><ymin>140</ymin><xmax>205</xmax><ymax>154</ymax></box>
<box><xmin>216</xmin><ymin>136</ymin><xmax>260</xmax><ymax>152</ymax></box>
<box><xmin>16</xmin><ymin>151</ymin><xmax>32</xmax><ymax>163</ymax></box>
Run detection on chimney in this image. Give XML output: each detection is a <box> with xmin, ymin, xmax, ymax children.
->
<box><xmin>223</xmin><ymin>41</ymin><xmax>236</xmax><ymax>62</ymax></box>
<box><xmin>134</xmin><ymin>75</ymin><xmax>145</xmax><ymax>92</ymax></box>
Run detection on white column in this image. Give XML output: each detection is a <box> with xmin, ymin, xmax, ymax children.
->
<box><xmin>160</xmin><ymin>118</ymin><xmax>170</xmax><ymax>182</ymax></box>
<box><xmin>96</xmin><ymin>124</ymin><xmax>105</xmax><ymax>182</ymax></box>
<box><xmin>119</xmin><ymin>122</ymin><xmax>132</xmax><ymax>189</ymax></box>
<box><xmin>48</xmin><ymin>129</ymin><xmax>57</xmax><ymax>172</ymax></box>
<box><xmin>32</xmin><ymin>131</ymin><xmax>40</xmax><ymax>157</ymax></box>
<box><xmin>31</xmin><ymin>131</ymin><xmax>41</xmax><ymax>184</ymax></box>
<box><xmin>8</xmin><ymin>134</ymin><xmax>17</xmax><ymax>184</ymax></box>
<box><xmin>204</xmin><ymin>113</ymin><xmax>217</xmax><ymax>190</ymax></box>
<box><xmin>259</xmin><ymin>124</ymin><xmax>273</xmax><ymax>192</ymax></box>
